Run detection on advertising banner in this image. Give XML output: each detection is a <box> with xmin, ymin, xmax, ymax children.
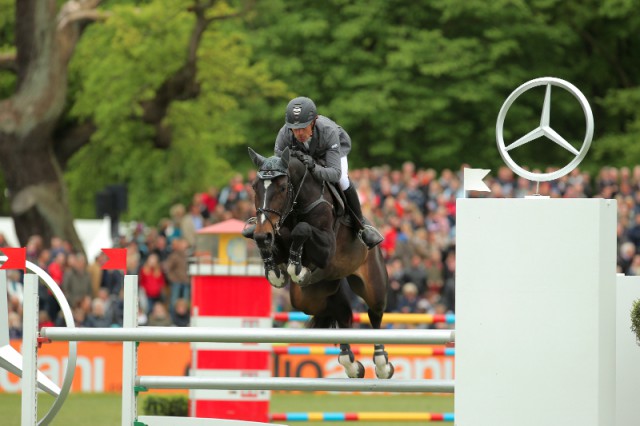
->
<box><xmin>0</xmin><ymin>340</ymin><xmax>191</xmax><ymax>393</ymax></box>
<box><xmin>0</xmin><ymin>341</ymin><xmax>453</xmax><ymax>393</ymax></box>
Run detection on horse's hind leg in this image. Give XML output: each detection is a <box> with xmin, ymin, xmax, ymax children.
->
<box><xmin>348</xmin><ymin>248</ymin><xmax>395</xmax><ymax>379</ymax></box>
<box><xmin>339</xmin><ymin>343</ymin><xmax>364</xmax><ymax>379</ymax></box>
<box><xmin>293</xmin><ymin>279</ymin><xmax>364</xmax><ymax>378</ymax></box>
<box><xmin>329</xmin><ymin>280</ymin><xmax>365</xmax><ymax>379</ymax></box>
<box><xmin>368</xmin><ymin>309</ymin><xmax>395</xmax><ymax>379</ymax></box>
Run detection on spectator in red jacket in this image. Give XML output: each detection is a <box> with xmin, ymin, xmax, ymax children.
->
<box><xmin>139</xmin><ymin>253</ymin><xmax>167</xmax><ymax>314</ymax></box>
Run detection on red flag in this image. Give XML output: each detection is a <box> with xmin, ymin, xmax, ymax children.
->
<box><xmin>101</xmin><ymin>248</ymin><xmax>127</xmax><ymax>271</ymax></box>
<box><xmin>0</xmin><ymin>247</ymin><xmax>26</xmax><ymax>271</ymax></box>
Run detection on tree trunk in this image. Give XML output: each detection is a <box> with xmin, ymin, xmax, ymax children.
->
<box><xmin>0</xmin><ymin>0</ymin><xmax>101</xmax><ymax>251</ymax></box>
<box><xmin>0</xmin><ymin>132</ymin><xmax>82</xmax><ymax>250</ymax></box>
<box><xmin>0</xmin><ymin>0</ymin><xmax>240</xmax><ymax>250</ymax></box>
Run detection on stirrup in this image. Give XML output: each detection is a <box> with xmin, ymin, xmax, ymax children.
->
<box><xmin>242</xmin><ymin>217</ymin><xmax>257</xmax><ymax>239</ymax></box>
<box><xmin>359</xmin><ymin>225</ymin><xmax>384</xmax><ymax>249</ymax></box>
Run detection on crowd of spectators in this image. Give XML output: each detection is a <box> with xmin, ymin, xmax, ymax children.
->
<box><xmin>5</xmin><ymin>163</ymin><xmax>640</xmax><ymax>335</ymax></box>
<box><xmin>4</xmin><ymin>231</ymin><xmax>193</xmax><ymax>337</ymax></box>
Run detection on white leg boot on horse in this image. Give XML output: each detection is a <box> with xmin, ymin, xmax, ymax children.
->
<box><xmin>287</xmin><ymin>246</ymin><xmax>312</xmax><ymax>285</ymax></box>
<box><xmin>338</xmin><ymin>344</ymin><xmax>365</xmax><ymax>379</ymax></box>
<box><xmin>261</xmin><ymin>250</ymin><xmax>286</xmax><ymax>288</ymax></box>
<box><xmin>373</xmin><ymin>344</ymin><xmax>395</xmax><ymax>379</ymax></box>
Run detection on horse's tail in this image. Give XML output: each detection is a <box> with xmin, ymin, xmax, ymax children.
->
<box><xmin>308</xmin><ymin>278</ymin><xmax>353</xmax><ymax>329</ymax></box>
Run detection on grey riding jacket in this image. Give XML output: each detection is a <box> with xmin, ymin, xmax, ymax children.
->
<box><xmin>274</xmin><ymin>115</ymin><xmax>352</xmax><ymax>183</ymax></box>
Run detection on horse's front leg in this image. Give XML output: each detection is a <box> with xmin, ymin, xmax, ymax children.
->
<box><xmin>260</xmin><ymin>248</ymin><xmax>287</xmax><ymax>288</ymax></box>
<box><xmin>287</xmin><ymin>222</ymin><xmax>335</xmax><ymax>286</ymax></box>
<box><xmin>287</xmin><ymin>245</ymin><xmax>310</xmax><ymax>285</ymax></box>
<box><xmin>286</xmin><ymin>222</ymin><xmax>314</xmax><ymax>285</ymax></box>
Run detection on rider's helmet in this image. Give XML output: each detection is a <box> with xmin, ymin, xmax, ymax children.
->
<box><xmin>285</xmin><ymin>97</ymin><xmax>317</xmax><ymax>129</ymax></box>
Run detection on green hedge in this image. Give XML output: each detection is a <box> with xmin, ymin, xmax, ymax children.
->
<box><xmin>632</xmin><ymin>299</ymin><xmax>640</xmax><ymax>345</ymax></box>
<box><xmin>141</xmin><ymin>394</ymin><xmax>188</xmax><ymax>417</ymax></box>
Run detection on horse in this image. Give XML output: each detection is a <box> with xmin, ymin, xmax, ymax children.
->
<box><xmin>247</xmin><ymin>146</ymin><xmax>394</xmax><ymax>379</ymax></box>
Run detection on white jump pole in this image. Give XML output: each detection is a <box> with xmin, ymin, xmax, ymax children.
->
<box><xmin>21</xmin><ymin>275</ymin><xmax>39</xmax><ymax>426</ymax></box>
<box><xmin>137</xmin><ymin>376</ymin><xmax>455</xmax><ymax>393</ymax></box>
<box><xmin>41</xmin><ymin>327</ymin><xmax>455</xmax><ymax>345</ymax></box>
<box><xmin>122</xmin><ymin>275</ymin><xmax>139</xmax><ymax>426</ymax></box>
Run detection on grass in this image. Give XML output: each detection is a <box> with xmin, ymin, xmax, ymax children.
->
<box><xmin>1</xmin><ymin>392</ymin><xmax>454</xmax><ymax>426</ymax></box>
<box><xmin>1</xmin><ymin>393</ymin><xmax>123</xmax><ymax>426</ymax></box>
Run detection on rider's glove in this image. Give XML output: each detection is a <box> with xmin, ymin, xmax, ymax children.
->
<box><xmin>300</xmin><ymin>154</ymin><xmax>316</xmax><ymax>171</ymax></box>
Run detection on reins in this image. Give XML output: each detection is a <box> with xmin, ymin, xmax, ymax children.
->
<box><xmin>256</xmin><ymin>165</ymin><xmax>332</xmax><ymax>237</ymax></box>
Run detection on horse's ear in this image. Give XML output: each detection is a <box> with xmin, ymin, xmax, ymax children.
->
<box><xmin>248</xmin><ymin>147</ymin><xmax>266</xmax><ymax>168</ymax></box>
<box><xmin>281</xmin><ymin>147</ymin><xmax>290</xmax><ymax>168</ymax></box>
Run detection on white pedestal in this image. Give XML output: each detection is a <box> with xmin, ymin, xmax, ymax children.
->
<box><xmin>455</xmin><ymin>198</ymin><xmax>616</xmax><ymax>426</ymax></box>
<box><xmin>615</xmin><ymin>275</ymin><xmax>640</xmax><ymax>426</ymax></box>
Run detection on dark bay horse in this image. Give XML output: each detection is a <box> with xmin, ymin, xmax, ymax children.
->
<box><xmin>247</xmin><ymin>146</ymin><xmax>394</xmax><ymax>379</ymax></box>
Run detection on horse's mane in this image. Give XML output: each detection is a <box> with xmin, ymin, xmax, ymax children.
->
<box><xmin>251</xmin><ymin>147</ymin><xmax>321</xmax><ymax>190</ymax></box>
<box><xmin>267</xmin><ymin>151</ymin><xmax>309</xmax><ymax>181</ymax></box>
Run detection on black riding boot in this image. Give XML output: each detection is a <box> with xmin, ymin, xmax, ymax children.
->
<box><xmin>242</xmin><ymin>217</ymin><xmax>256</xmax><ymax>239</ymax></box>
<box><xmin>343</xmin><ymin>184</ymin><xmax>384</xmax><ymax>249</ymax></box>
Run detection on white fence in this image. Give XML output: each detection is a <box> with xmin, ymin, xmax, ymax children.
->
<box><xmin>22</xmin><ymin>274</ymin><xmax>455</xmax><ymax>426</ymax></box>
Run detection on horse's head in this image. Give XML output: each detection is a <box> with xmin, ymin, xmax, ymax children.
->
<box><xmin>248</xmin><ymin>147</ymin><xmax>306</xmax><ymax>249</ymax></box>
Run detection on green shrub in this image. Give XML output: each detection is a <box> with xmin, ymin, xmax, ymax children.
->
<box><xmin>632</xmin><ymin>299</ymin><xmax>640</xmax><ymax>345</ymax></box>
<box><xmin>141</xmin><ymin>394</ymin><xmax>188</xmax><ymax>416</ymax></box>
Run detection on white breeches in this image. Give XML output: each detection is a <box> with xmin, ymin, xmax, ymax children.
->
<box><xmin>340</xmin><ymin>156</ymin><xmax>350</xmax><ymax>190</ymax></box>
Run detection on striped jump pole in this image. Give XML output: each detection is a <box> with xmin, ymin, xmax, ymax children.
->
<box><xmin>270</xmin><ymin>412</ymin><xmax>455</xmax><ymax>422</ymax></box>
<box><xmin>272</xmin><ymin>345</ymin><xmax>455</xmax><ymax>356</ymax></box>
<box><xmin>273</xmin><ymin>312</ymin><xmax>456</xmax><ymax>325</ymax></box>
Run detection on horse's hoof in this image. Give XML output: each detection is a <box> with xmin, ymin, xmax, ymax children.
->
<box><xmin>338</xmin><ymin>355</ymin><xmax>365</xmax><ymax>378</ymax></box>
<box><xmin>286</xmin><ymin>263</ymin><xmax>299</xmax><ymax>282</ymax></box>
<box><xmin>267</xmin><ymin>269</ymin><xmax>286</xmax><ymax>288</ymax></box>
<box><xmin>287</xmin><ymin>263</ymin><xmax>311</xmax><ymax>285</ymax></box>
<box><xmin>375</xmin><ymin>362</ymin><xmax>394</xmax><ymax>379</ymax></box>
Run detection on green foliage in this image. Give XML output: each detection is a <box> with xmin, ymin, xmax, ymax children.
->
<box><xmin>65</xmin><ymin>0</ymin><xmax>286</xmax><ymax>224</ymax></box>
<box><xmin>0</xmin><ymin>0</ymin><xmax>15</xmax><ymax>215</ymax></box>
<box><xmin>245</xmin><ymin>0</ymin><xmax>640</xmax><ymax>172</ymax></box>
<box><xmin>0</xmin><ymin>72</ymin><xmax>15</xmax><ymax>109</ymax></box>
<box><xmin>141</xmin><ymin>394</ymin><xmax>188</xmax><ymax>416</ymax></box>
<box><xmin>6</xmin><ymin>0</ymin><xmax>640</xmax><ymax>227</ymax></box>
<box><xmin>0</xmin><ymin>0</ymin><xmax>15</xmax><ymax>100</ymax></box>
<box><xmin>0</xmin><ymin>0</ymin><xmax>14</xmax><ymax>41</ymax></box>
<box><xmin>632</xmin><ymin>299</ymin><xmax>640</xmax><ymax>345</ymax></box>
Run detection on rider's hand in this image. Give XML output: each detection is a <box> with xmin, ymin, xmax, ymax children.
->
<box><xmin>300</xmin><ymin>154</ymin><xmax>316</xmax><ymax>171</ymax></box>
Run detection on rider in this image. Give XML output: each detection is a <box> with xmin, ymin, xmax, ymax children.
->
<box><xmin>243</xmin><ymin>96</ymin><xmax>384</xmax><ymax>249</ymax></box>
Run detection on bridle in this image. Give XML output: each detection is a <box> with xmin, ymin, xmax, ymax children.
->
<box><xmin>256</xmin><ymin>168</ymin><xmax>309</xmax><ymax>236</ymax></box>
<box><xmin>256</xmin><ymin>164</ymin><xmax>332</xmax><ymax>239</ymax></box>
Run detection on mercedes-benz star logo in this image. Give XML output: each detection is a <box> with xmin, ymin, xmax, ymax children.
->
<box><xmin>496</xmin><ymin>77</ymin><xmax>594</xmax><ymax>182</ymax></box>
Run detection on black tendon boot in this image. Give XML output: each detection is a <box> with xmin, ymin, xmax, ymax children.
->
<box><xmin>343</xmin><ymin>184</ymin><xmax>383</xmax><ymax>249</ymax></box>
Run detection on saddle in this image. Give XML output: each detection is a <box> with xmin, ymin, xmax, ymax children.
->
<box><xmin>325</xmin><ymin>182</ymin><xmax>346</xmax><ymax>218</ymax></box>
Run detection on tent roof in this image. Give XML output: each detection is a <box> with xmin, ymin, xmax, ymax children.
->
<box><xmin>197</xmin><ymin>219</ymin><xmax>246</xmax><ymax>235</ymax></box>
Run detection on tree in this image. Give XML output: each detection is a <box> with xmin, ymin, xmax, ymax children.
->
<box><xmin>0</xmin><ymin>0</ymin><xmax>286</xmax><ymax>247</ymax></box>
<box><xmin>245</xmin><ymin>0</ymin><xmax>640</xmax><ymax>173</ymax></box>
<box><xmin>65</xmin><ymin>0</ymin><xmax>286</xmax><ymax>224</ymax></box>
<box><xmin>0</xmin><ymin>0</ymin><xmax>106</xmax><ymax>249</ymax></box>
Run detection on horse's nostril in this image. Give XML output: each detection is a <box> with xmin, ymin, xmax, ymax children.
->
<box><xmin>255</xmin><ymin>232</ymin><xmax>273</xmax><ymax>247</ymax></box>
